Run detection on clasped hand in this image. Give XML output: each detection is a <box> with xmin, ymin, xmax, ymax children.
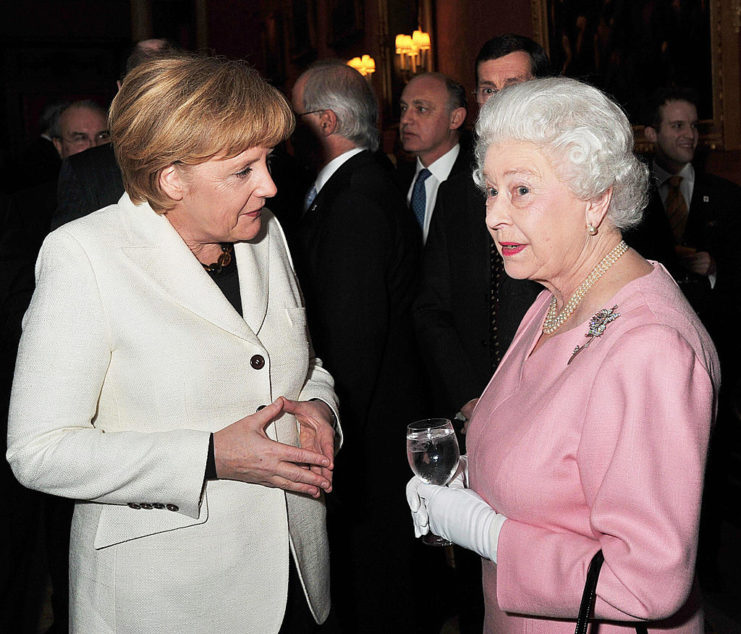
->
<box><xmin>214</xmin><ymin>396</ymin><xmax>335</xmax><ymax>498</ymax></box>
<box><xmin>405</xmin><ymin>457</ymin><xmax>507</xmax><ymax>562</ymax></box>
<box><xmin>679</xmin><ymin>250</ymin><xmax>715</xmax><ymax>277</ymax></box>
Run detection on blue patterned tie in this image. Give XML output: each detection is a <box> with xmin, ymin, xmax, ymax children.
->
<box><xmin>304</xmin><ymin>186</ymin><xmax>317</xmax><ymax>213</ymax></box>
<box><xmin>411</xmin><ymin>168</ymin><xmax>431</xmax><ymax>228</ymax></box>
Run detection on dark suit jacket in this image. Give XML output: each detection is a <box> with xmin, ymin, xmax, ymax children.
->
<box><xmin>295</xmin><ymin>151</ymin><xmax>426</xmax><ymax>462</ymax></box>
<box><xmin>293</xmin><ymin>149</ymin><xmax>428</xmax><ymax>632</ymax></box>
<box><xmin>413</xmin><ymin>170</ymin><xmax>542</xmax><ymax>418</ymax></box>
<box><xmin>395</xmin><ymin>140</ymin><xmax>475</xmax><ymax>235</ymax></box>
<box><xmin>625</xmin><ymin>169</ymin><xmax>741</xmax><ymax>387</ymax></box>
<box><xmin>52</xmin><ymin>142</ymin><xmax>124</xmax><ymax>230</ymax></box>
<box><xmin>396</xmin><ymin>140</ymin><xmax>474</xmax><ymax>192</ymax></box>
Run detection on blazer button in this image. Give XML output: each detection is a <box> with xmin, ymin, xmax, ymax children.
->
<box><xmin>166</xmin><ymin>504</ymin><xmax>179</xmax><ymax>512</ymax></box>
<box><xmin>250</xmin><ymin>354</ymin><xmax>265</xmax><ymax>370</ymax></box>
<box><xmin>128</xmin><ymin>503</ymin><xmax>141</xmax><ymax>510</ymax></box>
<box><xmin>140</xmin><ymin>503</ymin><xmax>153</xmax><ymax>510</ymax></box>
<box><xmin>152</xmin><ymin>503</ymin><xmax>165</xmax><ymax>509</ymax></box>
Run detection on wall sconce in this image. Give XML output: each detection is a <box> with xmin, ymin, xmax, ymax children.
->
<box><xmin>347</xmin><ymin>54</ymin><xmax>376</xmax><ymax>77</ymax></box>
<box><xmin>395</xmin><ymin>29</ymin><xmax>431</xmax><ymax>76</ymax></box>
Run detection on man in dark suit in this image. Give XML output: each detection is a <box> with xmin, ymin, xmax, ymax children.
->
<box><xmin>397</xmin><ymin>72</ymin><xmax>468</xmax><ymax>242</ymax></box>
<box><xmin>411</xmin><ymin>35</ymin><xmax>551</xmax><ymax>634</ymax></box>
<box><xmin>625</xmin><ymin>88</ymin><xmax>741</xmax><ymax>379</ymax></box>
<box><xmin>51</xmin><ymin>39</ymin><xmax>177</xmax><ymax>230</ymax></box>
<box><xmin>291</xmin><ymin>60</ymin><xmax>430</xmax><ymax>633</ymax></box>
<box><xmin>624</xmin><ymin>88</ymin><xmax>741</xmax><ymax>591</ymax></box>
<box><xmin>626</xmin><ymin>87</ymin><xmax>741</xmax><ymax>332</ymax></box>
<box><xmin>414</xmin><ymin>34</ymin><xmax>550</xmax><ymax>425</ymax></box>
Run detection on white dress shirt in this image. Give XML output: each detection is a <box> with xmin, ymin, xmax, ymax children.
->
<box><xmin>312</xmin><ymin>147</ymin><xmax>364</xmax><ymax>197</ymax></box>
<box><xmin>406</xmin><ymin>144</ymin><xmax>461</xmax><ymax>242</ymax></box>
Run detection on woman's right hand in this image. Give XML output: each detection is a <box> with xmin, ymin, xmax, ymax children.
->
<box><xmin>213</xmin><ymin>397</ymin><xmax>332</xmax><ymax>498</ymax></box>
<box><xmin>458</xmin><ymin>398</ymin><xmax>479</xmax><ymax>434</ymax></box>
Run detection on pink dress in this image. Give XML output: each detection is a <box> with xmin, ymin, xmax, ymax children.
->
<box><xmin>467</xmin><ymin>264</ymin><xmax>719</xmax><ymax>633</ymax></box>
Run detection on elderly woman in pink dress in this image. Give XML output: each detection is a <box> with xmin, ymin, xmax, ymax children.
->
<box><xmin>407</xmin><ymin>77</ymin><xmax>719</xmax><ymax>633</ymax></box>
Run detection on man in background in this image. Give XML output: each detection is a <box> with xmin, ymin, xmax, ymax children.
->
<box><xmin>398</xmin><ymin>72</ymin><xmax>468</xmax><ymax>242</ymax></box>
<box><xmin>414</xmin><ymin>34</ymin><xmax>549</xmax><ymax>428</ymax></box>
<box><xmin>625</xmin><ymin>87</ymin><xmax>741</xmax><ymax>591</ymax></box>
<box><xmin>291</xmin><ymin>60</ymin><xmax>428</xmax><ymax>634</ymax></box>
<box><xmin>52</xmin><ymin>38</ymin><xmax>174</xmax><ymax>229</ymax></box>
<box><xmin>412</xmin><ymin>34</ymin><xmax>550</xmax><ymax>633</ymax></box>
<box><xmin>51</xmin><ymin>100</ymin><xmax>110</xmax><ymax>159</ymax></box>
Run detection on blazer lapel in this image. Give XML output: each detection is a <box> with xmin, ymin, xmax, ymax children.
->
<box><xmin>235</xmin><ymin>228</ymin><xmax>269</xmax><ymax>336</ymax></box>
<box><xmin>119</xmin><ymin>194</ymin><xmax>263</xmax><ymax>345</ymax></box>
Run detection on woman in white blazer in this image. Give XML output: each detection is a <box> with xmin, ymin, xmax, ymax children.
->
<box><xmin>7</xmin><ymin>55</ymin><xmax>341</xmax><ymax>633</ymax></box>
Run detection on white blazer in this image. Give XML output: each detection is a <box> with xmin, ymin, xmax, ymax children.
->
<box><xmin>7</xmin><ymin>194</ymin><xmax>340</xmax><ymax>633</ymax></box>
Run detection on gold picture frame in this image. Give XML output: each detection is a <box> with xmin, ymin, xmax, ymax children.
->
<box><xmin>531</xmin><ymin>0</ymin><xmax>740</xmax><ymax>151</ymax></box>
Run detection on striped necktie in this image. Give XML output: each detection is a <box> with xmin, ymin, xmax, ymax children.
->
<box><xmin>664</xmin><ymin>175</ymin><xmax>688</xmax><ymax>242</ymax></box>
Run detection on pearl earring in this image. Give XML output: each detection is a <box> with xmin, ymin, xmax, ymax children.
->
<box><xmin>587</xmin><ymin>224</ymin><xmax>597</xmax><ymax>235</ymax></box>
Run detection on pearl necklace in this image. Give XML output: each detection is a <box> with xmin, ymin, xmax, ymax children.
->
<box><xmin>542</xmin><ymin>240</ymin><xmax>628</xmax><ymax>335</ymax></box>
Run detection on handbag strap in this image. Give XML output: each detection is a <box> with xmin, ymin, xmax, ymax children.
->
<box><xmin>575</xmin><ymin>550</ymin><xmax>649</xmax><ymax>634</ymax></box>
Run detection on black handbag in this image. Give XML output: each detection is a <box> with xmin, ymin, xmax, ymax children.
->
<box><xmin>575</xmin><ymin>550</ymin><xmax>649</xmax><ymax>634</ymax></box>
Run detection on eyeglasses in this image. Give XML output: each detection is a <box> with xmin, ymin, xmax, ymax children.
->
<box><xmin>59</xmin><ymin>131</ymin><xmax>111</xmax><ymax>147</ymax></box>
<box><xmin>293</xmin><ymin>109</ymin><xmax>325</xmax><ymax>118</ymax></box>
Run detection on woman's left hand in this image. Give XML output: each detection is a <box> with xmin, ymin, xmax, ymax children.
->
<box><xmin>281</xmin><ymin>398</ymin><xmax>336</xmax><ymax>491</ymax></box>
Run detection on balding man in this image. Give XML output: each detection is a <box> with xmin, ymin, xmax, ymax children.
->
<box><xmin>415</xmin><ymin>34</ymin><xmax>550</xmax><ymax>425</ymax></box>
<box><xmin>51</xmin><ymin>100</ymin><xmax>109</xmax><ymax>159</ymax></box>
<box><xmin>52</xmin><ymin>39</ymin><xmax>177</xmax><ymax>229</ymax></box>
<box><xmin>399</xmin><ymin>72</ymin><xmax>468</xmax><ymax>242</ymax></box>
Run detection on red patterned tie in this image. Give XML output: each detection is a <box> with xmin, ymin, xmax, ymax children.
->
<box><xmin>664</xmin><ymin>175</ymin><xmax>688</xmax><ymax>242</ymax></box>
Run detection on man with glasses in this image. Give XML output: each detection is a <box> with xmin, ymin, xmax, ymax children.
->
<box><xmin>415</xmin><ymin>34</ymin><xmax>550</xmax><ymax>426</ymax></box>
<box><xmin>412</xmin><ymin>33</ymin><xmax>551</xmax><ymax>633</ymax></box>
<box><xmin>291</xmin><ymin>60</ymin><xmax>427</xmax><ymax>634</ymax></box>
<box><xmin>51</xmin><ymin>100</ymin><xmax>109</xmax><ymax>159</ymax></box>
<box><xmin>52</xmin><ymin>39</ymin><xmax>176</xmax><ymax>230</ymax></box>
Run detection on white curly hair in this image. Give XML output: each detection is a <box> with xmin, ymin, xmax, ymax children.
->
<box><xmin>474</xmin><ymin>77</ymin><xmax>649</xmax><ymax>231</ymax></box>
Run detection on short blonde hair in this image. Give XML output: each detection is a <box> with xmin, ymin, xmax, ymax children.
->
<box><xmin>110</xmin><ymin>54</ymin><xmax>294</xmax><ymax>212</ymax></box>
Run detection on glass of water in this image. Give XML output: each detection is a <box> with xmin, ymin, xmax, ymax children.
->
<box><xmin>406</xmin><ymin>418</ymin><xmax>460</xmax><ymax>546</ymax></box>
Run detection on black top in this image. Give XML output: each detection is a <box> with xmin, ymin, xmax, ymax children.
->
<box><xmin>205</xmin><ymin>250</ymin><xmax>242</xmax><ymax>316</ymax></box>
<box><xmin>203</xmin><ymin>250</ymin><xmax>241</xmax><ymax>479</ymax></box>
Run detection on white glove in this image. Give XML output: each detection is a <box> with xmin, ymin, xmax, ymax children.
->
<box><xmin>405</xmin><ymin>456</ymin><xmax>467</xmax><ymax>535</ymax></box>
<box><xmin>418</xmin><ymin>482</ymin><xmax>507</xmax><ymax>563</ymax></box>
<box><xmin>448</xmin><ymin>455</ymin><xmax>468</xmax><ymax>489</ymax></box>
<box><xmin>405</xmin><ymin>476</ymin><xmax>430</xmax><ymax>537</ymax></box>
